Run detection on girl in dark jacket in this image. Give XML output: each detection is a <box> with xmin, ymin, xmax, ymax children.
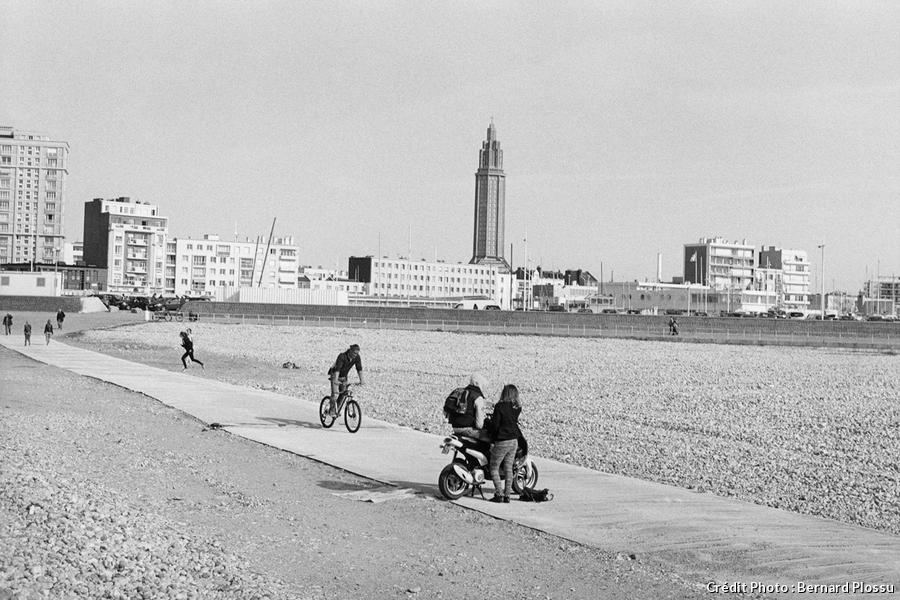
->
<box><xmin>488</xmin><ymin>384</ymin><xmax>522</xmax><ymax>503</ymax></box>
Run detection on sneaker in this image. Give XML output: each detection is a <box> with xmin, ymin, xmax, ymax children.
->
<box><xmin>489</xmin><ymin>495</ymin><xmax>504</xmax><ymax>503</ymax></box>
<box><xmin>503</xmin><ymin>496</ymin><xmax>510</xmax><ymax>503</ymax></box>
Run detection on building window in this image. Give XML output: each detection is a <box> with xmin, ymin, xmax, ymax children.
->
<box><xmin>36</xmin><ymin>277</ymin><xmax>46</xmax><ymax>287</ymax></box>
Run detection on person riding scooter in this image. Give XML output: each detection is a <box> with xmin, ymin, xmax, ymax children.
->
<box><xmin>448</xmin><ymin>373</ymin><xmax>492</xmax><ymax>443</ymax></box>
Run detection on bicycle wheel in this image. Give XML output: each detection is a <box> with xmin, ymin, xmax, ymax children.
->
<box><xmin>175</xmin><ymin>313</ymin><xmax>184</xmax><ymax>322</ymax></box>
<box><xmin>319</xmin><ymin>396</ymin><xmax>336</xmax><ymax>428</ymax></box>
<box><xmin>344</xmin><ymin>399</ymin><xmax>362</xmax><ymax>433</ymax></box>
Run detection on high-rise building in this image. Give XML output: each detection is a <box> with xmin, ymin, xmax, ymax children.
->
<box><xmin>83</xmin><ymin>197</ymin><xmax>169</xmax><ymax>294</ymax></box>
<box><xmin>470</xmin><ymin>120</ymin><xmax>509</xmax><ymax>269</ymax></box>
<box><xmin>0</xmin><ymin>126</ymin><xmax>69</xmax><ymax>265</ymax></box>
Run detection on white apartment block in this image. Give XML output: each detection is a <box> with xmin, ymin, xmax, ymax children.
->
<box><xmin>0</xmin><ymin>126</ymin><xmax>69</xmax><ymax>265</ymax></box>
<box><xmin>348</xmin><ymin>255</ymin><xmax>514</xmax><ymax>309</ymax></box>
<box><xmin>758</xmin><ymin>246</ymin><xmax>810</xmax><ymax>310</ymax></box>
<box><xmin>684</xmin><ymin>237</ymin><xmax>755</xmax><ymax>291</ymax></box>
<box><xmin>167</xmin><ymin>234</ymin><xmax>299</xmax><ymax>296</ymax></box>
<box><xmin>83</xmin><ymin>197</ymin><xmax>168</xmax><ymax>294</ymax></box>
<box><xmin>62</xmin><ymin>240</ymin><xmax>83</xmax><ymax>265</ymax></box>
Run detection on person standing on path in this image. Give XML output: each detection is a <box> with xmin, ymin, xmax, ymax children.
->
<box><xmin>43</xmin><ymin>319</ymin><xmax>54</xmax><ymax>344</ymax></box>
<box><xmin>56</xmin><ymin>308</ymin><xmax>66</xmax><ymax>331</ymax></box>
<box><xmin>3</xmin><ymin>313</ymin><xmax>11</xmax><ymax>335</ymax></box>
<box><xmin>23</xmin><ymin>321</ymin><xmax>31</xmax><ymax>346</ymax></box>
<box><xmin>180</xmin><ymin>328</ymin><xmax>204</xmax><ymax>370</ymax></box>
<box><xmin>488</xmin><ymin>384</ymin><xmax>522</xmax><ymax>503</ymax></box>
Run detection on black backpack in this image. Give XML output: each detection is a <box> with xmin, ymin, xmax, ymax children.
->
<box><xmin>443</xmin><ymin>387</ymin><xmax>469</xmax><ymax>418</ymax></box>
<box><xmin>519</xmin><ymin>487</ymin><xmax>553</xmax><ymax>502</ymax></box>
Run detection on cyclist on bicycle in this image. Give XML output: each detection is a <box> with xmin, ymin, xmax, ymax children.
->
<box><xmin>327</xmin><ymin>344</ymin><xmax>364</xmax><ymax>417</ymax></box>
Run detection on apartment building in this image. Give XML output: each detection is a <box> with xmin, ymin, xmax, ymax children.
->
<box><xmin>167</xmin><ymin>234</ymin><xmax>299</xmax><ymax>296</ymax></box>
<box><xmin>683</xmin><ymin>237</ymin><xmax>755</xmax><ymax>291</ymax></box>
<box><xmin>0</xmin><ymin>126</ymin><xmax>69</xmax><ymax>265</ymax></box>
<box><xmin>347</xmin><ymin>255</ymin><xmax>513</xmax><ymax>309</ymax></box>
<box><xmin>758</xmin><ymin>246</ymin><xmax>810</xmax><ymax>310</ymax></box>
<box><xmin>83</xmin><ymin>197</ymin><xmax>168</xmax><ymax>294</ymax></box>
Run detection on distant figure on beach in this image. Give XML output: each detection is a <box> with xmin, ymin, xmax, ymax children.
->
<box><xmin>44</xmin><ymin>319</ymin><xmax>54</xmax><ymax>344</ymax></box>
<box><xmin>668</xmin><ymin>317</ymin><xmax>679</xmax><ymax>336</ymax></box>
<box><xmin>2</xmin><ymin>313</ymin><xmax>11</xmax><ymax>335</ymax></box>
<box><xmin>23</xmin><ymin>321</ymin><xmax>31</xmax><ymax>346</ymax></box>
<box><xmin>180</xmin><ymin>328</ymin><xmax>204</xmax><ymax>371</ymax></box>
<box><xmin>56</xmin><ymin>308</ymin><xmax>66</xmax><ymax>330</ymax></box>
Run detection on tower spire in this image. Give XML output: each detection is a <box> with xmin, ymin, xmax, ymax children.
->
<box><xmin>470</xmin><ymin>120</ymin><xmax>509</xmax><ymax>270</ymax></box>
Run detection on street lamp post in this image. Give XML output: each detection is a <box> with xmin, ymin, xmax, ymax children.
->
<box><xmin>818</xmin><ymin>243</ymin><xmax>825</xmax><ymax>320</ymax></box>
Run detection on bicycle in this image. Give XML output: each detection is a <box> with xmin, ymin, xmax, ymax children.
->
<box><xmin>152</xmin><ymin>310</ymin><xmax>184</xmax><ymax>322</ymax></box>
<box><xmin>319</xmin><ymin>384</ymin><xmax>362</xmax><ymax>433</ymax></box>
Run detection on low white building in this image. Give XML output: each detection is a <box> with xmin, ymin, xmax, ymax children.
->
<box><xmin>0</xmin><ymin>270</ymin><xmax>63</xmax><ymax>296</ymax></box>
<box><xmin>167</xmin><ymin>234</ymin><xmax>299</xmax><ymax>296</ymax></box>
<box><xmin>347</xmin><ymin>255</ymin><xmax>514</xmax><ymax>309</ymax></box>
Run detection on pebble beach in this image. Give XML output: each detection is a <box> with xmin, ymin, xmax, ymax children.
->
<box><xmin>67</xmin><ymin>322</ymin><xmax>900</xmax><ymax>536</ymax></box>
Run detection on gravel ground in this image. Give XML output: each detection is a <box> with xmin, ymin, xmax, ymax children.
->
<box><xmin>65</xmin><ymin>322</ymin><xmax>900</xmax><ymax>536</ymax></box>
<box><xmin>0</xmin><ymin>347</ymin><xmax>713</xmax><ymax>600</ymax></box>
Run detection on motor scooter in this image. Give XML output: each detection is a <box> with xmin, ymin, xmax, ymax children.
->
<box><xmin>437</xmin><ymin>433</ymin><xmax>538</xmax><ymax>500</ymax></box>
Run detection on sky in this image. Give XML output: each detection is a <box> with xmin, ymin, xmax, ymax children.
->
<box><xmin>2</xmin><ymin>1</ymin><xmax>898</xmax><ymax>292</ymax></box>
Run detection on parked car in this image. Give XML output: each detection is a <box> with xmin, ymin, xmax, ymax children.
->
<box><xmin>124</xmin><ymin>296</ymin><xmax>152</xmax><ymax>311</ymax></box>
<box><xmin>576</xmin><ymin>308</ymin><xmax>594</xmax><ymax>314</ymax></box>
<box><xmin>96</xmin><ymin>293</ymin><xmax>127</xmax><ymax>310</ymax></box>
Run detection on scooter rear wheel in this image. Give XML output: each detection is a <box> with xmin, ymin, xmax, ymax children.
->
<box><xmin>438</xmin><ymin>463</ymin><xmax>469</xmax><ymax>500</ymax></box>
<box><xmin>512</xmin><ymin>462</ymin><xmax>539</xmax><ymax>495</ymax></box>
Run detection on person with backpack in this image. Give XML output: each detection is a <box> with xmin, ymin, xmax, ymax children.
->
<box><xmin>446</xmin><ymin>373</ymin><xmax>491</xmax><ymax>442</ymax></box>
<box><xmin>56</xmin><ymin>308</ymin><xmax>66</xmax><ymax>331</ymax></box>
<box><xmin>487</xmin><ymin>384</ymin><xmax>523</xmax><ymax>503</ymax></box>
<box><xmin>326</xmin><ymin>344</ymin><xmax>364</xmax><ymax>417</ymax></box>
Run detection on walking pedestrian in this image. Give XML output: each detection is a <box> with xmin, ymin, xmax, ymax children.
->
<box><xmin>668</xmin><ymin>316</ymin><xmax>679</xmax><ymax>336</ymax></box>
<box><xmin>43</xmin><ymin>319</ymin><xmax>54</xmax><ymax>344</ymax></box>
<box><xmin>488</xmin><ymin>384</ymin><xmax>523</xmax><ymax>504</ymax></box>
<box><xmin>179</xmin><ymin>328</ymin><xmax>204</xmax><ymax>370</ymax></box>
<box><xmin>56</xmin><ymin>308</ymin><xmax>66</xmax><ymax>330</ymax></box>
<box><xmin>2</xmin><ymin>313</ymin><xmax>11</xmax><ymax>335</ymax></box>
<box><xmin>23</xmin><ymin>321</ymin><xmax>31</xmax><ymax>346</ymax></box>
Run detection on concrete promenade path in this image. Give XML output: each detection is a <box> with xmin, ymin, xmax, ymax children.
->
<box><xmin>2</xmin><ymin>334</ymin><xmax>898</xmax><ymax>599</ymax></box>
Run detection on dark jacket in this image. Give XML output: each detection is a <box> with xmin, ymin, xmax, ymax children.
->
<box><xmin>448</xmin><ymin>385</ymin><xmax>483</xmax><ymax>429</ymax></box>
<box><xmin>329</xmin><ymin>350</ymin><xmax>362</xmax><ymax>378</ymax></box>
<box><xmin>489</xmin><ymin>402</ymin><xmax>521</xmax><ymax>442</ymax></box>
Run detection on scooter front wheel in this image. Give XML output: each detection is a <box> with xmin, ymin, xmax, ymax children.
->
<box><xmin>438</xmin><ymin>463</ymin><xmax>470</xmax><ymax>500</ymax></box>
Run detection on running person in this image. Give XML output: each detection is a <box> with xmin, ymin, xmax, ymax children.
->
<box><xmin>180</xmin><ymin>328</ymin><xmax>204</xmax><ymax>370</ymax></box>
<box><xmin>327</xmin><ymin>344</ymin><xmax>364</xmax><ymax>417</ymax></box>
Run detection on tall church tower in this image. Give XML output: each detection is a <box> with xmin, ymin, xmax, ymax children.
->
<box><xmin>470</xmin><ymin>120</ymin><xmax>509</xmax><ymax>269</ymax></box>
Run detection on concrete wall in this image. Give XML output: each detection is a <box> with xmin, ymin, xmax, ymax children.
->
<box><xmin>0</xmin><ymin>295</ymin><xmax>82</xmax><ymax>313</ymax></box>
<box><xmin>183</xmin><ymin>301</ymin><xmax>899</xmax><ymax>341</ymax></box>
